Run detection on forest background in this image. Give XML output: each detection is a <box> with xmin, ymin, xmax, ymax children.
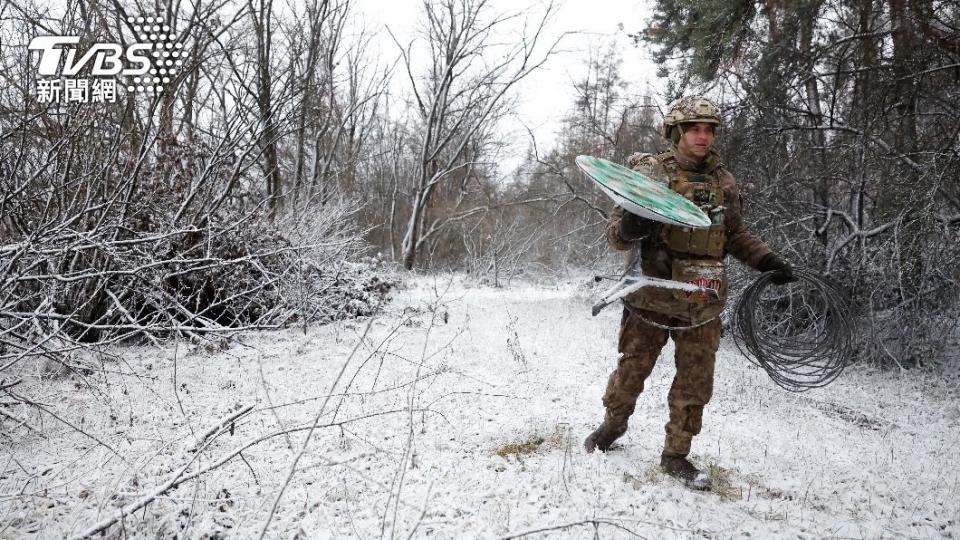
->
<box><xmin>2</xmin><ymin>0</ymin><xmax>959</xmax><ymax>375</ymax></box>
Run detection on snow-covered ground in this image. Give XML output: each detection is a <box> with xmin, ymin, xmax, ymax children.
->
<box><xmin>3</xmin><ymin>274</ymin><xmax>959</xmax><ymax>538</ymax></box>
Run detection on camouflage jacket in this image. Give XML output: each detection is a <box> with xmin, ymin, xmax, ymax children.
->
<box><xmin>606</xmin><ymin>149</ymin><xmax>771</xmax><ymax>320</ymax></box>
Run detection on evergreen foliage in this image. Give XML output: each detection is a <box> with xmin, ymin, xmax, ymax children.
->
<box><xmin>637</xmin><ymin>0</ymin><xmax>960</xmax><ymax>367</ymax></box>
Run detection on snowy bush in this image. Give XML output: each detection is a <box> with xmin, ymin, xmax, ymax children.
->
<box><xmin>0</xmin><ymin>183</ymin><xmax>394</xmax><ymax>366</ymax></box>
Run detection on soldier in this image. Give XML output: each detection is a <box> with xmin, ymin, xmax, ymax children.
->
<box><xmin>583</xmin><ymin>96</ymin><xmax>795</xmax><ymax>490</ymax></box>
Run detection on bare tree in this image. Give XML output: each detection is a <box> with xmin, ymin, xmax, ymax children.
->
<box><xmin>247</xmin><ymin>0</ymin><xmax>283</xmax><ymax>215</ymax></box>
<box><xmin>391</xmin><ymin>0</ymin><xmax>560</xmax><ymax>270</ymax></box>
<box><xmin>488</xmin><ymin>47</ymin><xmax>662</xmax><ymax>273</ymax></box>
<box><xmin>0</xmin><ymin>0</ymin><xmax>395</xmax><ymax>371</ymax></box>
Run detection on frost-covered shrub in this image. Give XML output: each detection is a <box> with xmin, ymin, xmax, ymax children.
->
<box><xmin>0</xmin><ymin>197</ymin><xmax>394</xmax><ymax>361</ymax></box>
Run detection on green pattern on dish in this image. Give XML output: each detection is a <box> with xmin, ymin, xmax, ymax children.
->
<box><xmin>575</xmin><ymin>155</ymin><xmax>711</xmax><ymax>228</ymax></box>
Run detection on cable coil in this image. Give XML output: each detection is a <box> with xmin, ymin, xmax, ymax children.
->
<box><xmin>732</xmin><ymin>268</ymin><xmax>855</xmax><ymax>392</ymax></box>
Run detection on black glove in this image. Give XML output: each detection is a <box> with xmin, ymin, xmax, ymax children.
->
<box><xmin>619</xmin><ymin>212</ymin><xmax>650</xmax><ymax>242</ymax></box>
<box><xmin>757</xmin><ymin>252</ymin><xmax>796</xmax><ymax>285</ymax></box>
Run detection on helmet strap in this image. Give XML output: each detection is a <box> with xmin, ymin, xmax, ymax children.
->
<box><xmin>671</xmin><ymin>124</ymin><xmax>683</xmax><ymax>145</ymax></box>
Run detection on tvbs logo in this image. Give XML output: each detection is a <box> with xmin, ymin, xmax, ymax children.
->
<box><xmin>29</xmin><ymin>36</ymin><xmax>151</xmax><ymax>77</ymax></box>
<box><xmin>29</xmin><ymin>15</ymin><xmax>183</xmax><ymax>102</ymax></box>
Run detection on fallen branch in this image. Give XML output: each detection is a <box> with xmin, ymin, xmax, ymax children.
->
<box><xmin>499</xmin><ymin>519</ymin><xmax>645</xmax><ymax>539</ymax></box>
<box><xmin>256</xmin><ymin>317</ymin><xmax>375</xmax><ymax>538</ymax></box>
<box><xmin>188</xmin><ymin>403</ymin><xmax>255</xmax><ymax>453</ymax></box>
<box><xmin>68</xmin><ymin>404</ymin><xmax>429</xmax><ymax>539</ymax></box>
<box><xmin>5</xmin><ymin>389</ymin><xmax>127</xmax><ymax>464</ymax></box>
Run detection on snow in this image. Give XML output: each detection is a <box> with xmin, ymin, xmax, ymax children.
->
<box><xmin>2</xmin><ymin>274</ymin><xmax>959</xmax><ymax>538</ymax></box>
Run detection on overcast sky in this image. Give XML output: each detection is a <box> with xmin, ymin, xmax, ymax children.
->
<box><xmin>352</xmin><ymin>0</ymin><xmax>664</xmax><ymax>173</ymax></box>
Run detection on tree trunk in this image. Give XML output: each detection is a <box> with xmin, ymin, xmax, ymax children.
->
<box><xmin>799</xmin><ymin>1</ymin><xmax>829</xmax><ymax>248</ymax></box>
<box><xmin>254</xmin><ymin>0</ymin><xmax>281</xmax><ymax>217</ymax></box>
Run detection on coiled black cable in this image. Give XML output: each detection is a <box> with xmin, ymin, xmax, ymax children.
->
<box><xmin>732</xmin><ymin>268</ymin><xmax>855</xmax><ymax>392</ymax></box>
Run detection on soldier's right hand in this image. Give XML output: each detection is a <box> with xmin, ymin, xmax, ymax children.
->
<box><xmin>619</xmin><ymin>211</ymin><xmax>650</xmax><ymax>242</ymax></box>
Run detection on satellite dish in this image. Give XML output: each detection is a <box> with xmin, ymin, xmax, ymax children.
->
<box><xmin>576</xmin><ymin>155</ymin><xmax>719</xmax><ymax>316</ymax></box>
<box><xmin>575</xmin><ymin>155</ymin><xmax>711</xmax><ymax>228</ymax></box>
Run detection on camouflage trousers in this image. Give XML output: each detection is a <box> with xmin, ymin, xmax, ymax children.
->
<box><xmin>601</xmin><ymin>307</ymin><xmax>721</xmax><ymax>457</ymax></box>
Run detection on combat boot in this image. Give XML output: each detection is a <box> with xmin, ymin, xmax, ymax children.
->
<box><xmin>583</xmin><ymin>423</ymin><xmax>626</xmax><ymax>453</ymax></box>
<box><xmin>660</xmin><ymin>454</ymin><xmax>712</xmax><ymax>490</ymax></box>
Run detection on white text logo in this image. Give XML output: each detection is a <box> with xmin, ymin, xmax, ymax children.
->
<box><xmin>29</xmin><ymin>15</ymin><xmax>184</xmax><ymax>103</ymax></box>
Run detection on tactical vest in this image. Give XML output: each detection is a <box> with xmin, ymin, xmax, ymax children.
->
<box><xmin>624</xmin><ymin>150</ymin><xmax>730</xmax><ymax>318</ymax></box>
<box><xmin>655</xmin><ymin>151</ymin><xmax>726</xmax><ymax>259</ymax></box>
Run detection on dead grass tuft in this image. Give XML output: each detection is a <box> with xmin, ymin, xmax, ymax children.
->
<box><xmin>494</xmin><ymin>436</ymin><xmax>545</xmax><ymax>458</ymax></box>
<box><xmin>493</xmin><ymin>426</ymin><xmax>569</xmax><ymax>459</ymax></box>
<box><xmin>706</xmin><ymin>463</ymin><xmax>741</xmax><ymax>501</ymax></box>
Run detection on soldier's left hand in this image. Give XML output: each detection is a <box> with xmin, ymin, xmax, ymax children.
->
<box><xmin>619</xmin><ymin>211</ymin><xmax>651</xmax><ymax>242</ymax></box>
<box><xmin>757</xmin><ymin>252</ymin><xmax>797</xmax><ymax>285</ymax></box>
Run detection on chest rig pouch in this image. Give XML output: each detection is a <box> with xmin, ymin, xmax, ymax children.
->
<box><xmin>661</xmin><ymin>170</ymin><xmax>728</xmax><ymax>307</ymax></box>
<box><xmin>661</xmin><ymin>171</ymin><xmax>726</xmax><ymax>258</ymax></box>
<box><xmin>671</xmin><ymin>258</ymin><xmax>727</xmax><ymax>306</ymax></box>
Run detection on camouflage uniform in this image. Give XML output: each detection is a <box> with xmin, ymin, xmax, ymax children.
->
<box><xmin>595</xmin><ymin>98</ymin><xmax>772</xmax><ymax>458</ymax></box>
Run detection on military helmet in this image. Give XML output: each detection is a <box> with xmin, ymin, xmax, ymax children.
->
<box><xmin>660</xmin><ymin>96</ymin><xmax>722</xmax><ymax>140</ymax></box>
